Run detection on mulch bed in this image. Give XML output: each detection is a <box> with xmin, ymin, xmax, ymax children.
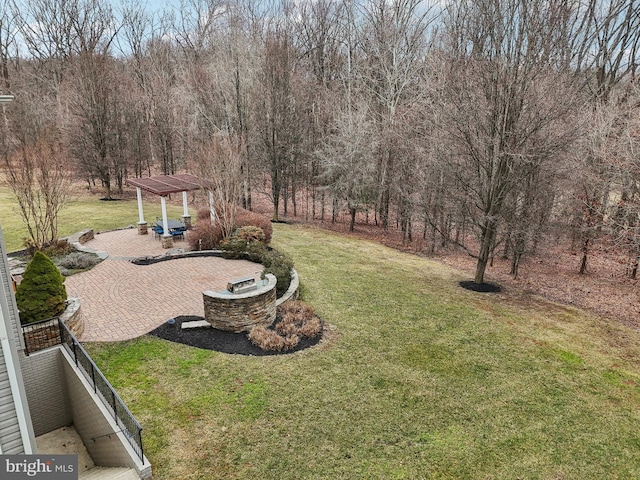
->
<box><xmin>149</xmin><ymin>315</ymin><xmax>323</xmax><ymax>356</ymax></box>
<box><xmin>459</xmin><ymin>280</ymin><xmax>502</xmax><ymax>293</ymax></box>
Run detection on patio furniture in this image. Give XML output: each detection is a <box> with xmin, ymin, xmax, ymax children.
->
<box><xmin>156</xmin><ymin>220</ymin><xmax>186</xmax><ymax>241</ymax></box>
<box><xmin>151</xmin><ymin>225</ymin><xmax>163</xmax><ymax>239</ymax></box>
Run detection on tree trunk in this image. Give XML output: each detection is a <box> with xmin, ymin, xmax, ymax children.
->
<box><xmin>631</xmin><ymin>256</ymin><xmax>639</xmax><ymax>279</ymax></box>
<box><xmin>349</xmin><ymin>205</ymin><xmax>356</xmax><ymax>232</ymax></box>
<box><xmin>474</xmin><ymin>219</ymin><xmax>496</xmax><ymax>284</ymax></box>
<box><xmin>579</xmin><ymin>238</ymin><xmax>589</xmax><ymax>274</ymax></box>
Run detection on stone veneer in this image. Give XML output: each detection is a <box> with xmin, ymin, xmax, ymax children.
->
<box><xmin>60</xmin><ymin>297</ymin><xmax>84</xmax><ymax>338</ymax></box>
<box><xmin>203</xmin><ymin>274</ymin><xmax>277</xmax><ymax>332</ymax></box>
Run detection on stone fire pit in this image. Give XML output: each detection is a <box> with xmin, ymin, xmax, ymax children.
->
<box><xmin>202</xmin><ymin>274</ymin><xmax>277</xmax><ymax>332</ymax></box>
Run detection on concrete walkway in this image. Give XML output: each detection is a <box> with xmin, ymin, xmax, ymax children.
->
<box><xmin>65</xmin><ymin>229</ymin><xmax>262</xmax><ymax>342</ymax></box>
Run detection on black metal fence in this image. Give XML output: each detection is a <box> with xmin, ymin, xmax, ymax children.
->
<box><xmin>22</xmin><ymin>318</ymin><xmax>145</xmax><ymax>464</ymax></box>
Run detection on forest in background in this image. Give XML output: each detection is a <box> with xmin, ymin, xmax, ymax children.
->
<box><xmin>0</xmin><ymin>0</ymin><xmax>639</xmax><ymax>285</ymax></box>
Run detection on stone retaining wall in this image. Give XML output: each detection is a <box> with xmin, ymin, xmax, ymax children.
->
<box><xmin>203</xmin><ymin>274</ymin><xmax>277</xmax><ymax>332</ymax></box>
<box><xmin>60</xmin><ymin>297</ymin><xmax>84</xmax><ymax>338</ymax></box>
<box><xmin>276</xmin><ymin>269</ymin><xmax>300</xmax><ymax>307</ymax></box>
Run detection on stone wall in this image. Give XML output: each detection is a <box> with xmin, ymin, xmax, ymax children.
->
<box><xmin>60</xmin><ymin>297</ymin><xmax>84</xmax><ymax>338</ymax></box>
<box><xmin>276</xmin><ymin>269</ymin><xmax>300</xmax><ymax>308</ymax></box>
<box><xmin>203</xmin><ymin>274</ymin><xmax>277</xmax><ymax>332</ymax></box>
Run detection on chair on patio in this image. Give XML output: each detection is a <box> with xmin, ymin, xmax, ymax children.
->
<box><xmin>151</xmin><ymin>225</ymin><xmax>164</xmax><ymax>239</ymax></box>
<box><xmin>170</xmin><ymin>228</ymin><xmax>184</xmax><ymax>241</ymax></box>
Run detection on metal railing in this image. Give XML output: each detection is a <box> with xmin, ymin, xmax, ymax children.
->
<box><xmin>22</xmin><ymin>318</ymin><xmax>145</xmax><ymax>464</ymax></box>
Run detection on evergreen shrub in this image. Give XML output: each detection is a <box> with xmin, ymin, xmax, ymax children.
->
<box><xmin>16</xmin><ymin>251</ymin><xmax>67</xmax><ymax>324</ymax></box>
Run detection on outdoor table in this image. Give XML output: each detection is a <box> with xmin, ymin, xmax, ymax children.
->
<box><xmin>154</xmin><ymin>219</ymin><xmax>186</xmax><ymax>240</ymax></box>
<box><xmin>156</xmin><ymin>219</ymin><xmax>186</xmax><ymax>232</ymax></box>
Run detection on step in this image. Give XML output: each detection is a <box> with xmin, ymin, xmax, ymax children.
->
<box><xmin>181</xmin><ymin>319</ymin><xmax>211</xmax><ymax>329</ymax></box>
<box><xmin>79</xmin><ymin>467</ymin><xmax>140</xmax><ymax>480</ymax></box>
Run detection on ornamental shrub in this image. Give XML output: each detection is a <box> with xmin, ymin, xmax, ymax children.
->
<box><xmin>220</xmin><ymin>226</ymin><xmax>266</xmax><ymax>259</ymax></box>
<box><xmin>232</xmin><ymin>225</ymin><xmax>266</xmax><ymax>243</ymax></box>
<box><xmin>260</xmin><ymin>249</ymin><xmax>294</xmax><ymax>297</ymax></box>
<box><xmin>195</xmin><ymin>205</ymin><xmax>272</xmax><ymax>244</ymax></box>
<box><xmin>197</xmin><ymin>207</ymin><xmax>212</xmax><ymax>223</ymax></box>
<box><xmin>186</xmin><ymin>222</ymin><xmax>224</xmax><ymax>250</ymax></box>
<box><xmin>234</xmin><ymin>208</ymin><xmax>272</xmax><ymax>244</ymax></box>
<box><xmin>277</xmin><ymin>301</ymin><xmax>322</xmax><ymax>339</ymax></box>
<box><xmin>248</xmin><ymin>325</ymin><xmax>300</xmax><ymax>352</ymax></box>
<box><xmin>57</xmin><ymin>251</ymin><xmax>100</xmax><ymax>270</ymax></box>
<box><xmin>43</xmin><ymin>239</ymin><xmax>74</xmax><ymax>258</ymax></box>
<box><xmin>248</xmin><ymin>301</ymin><xmax>321</xmax><ymax>352</ymax></box>
<box><xmin>16</xmin><ymin>251</ymin><xmax>67</xmax><ymax>324</ymax></box>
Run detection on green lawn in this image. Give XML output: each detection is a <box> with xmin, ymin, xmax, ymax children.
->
<box><xmin>0</xmin><ymin>188</ymin><xmax>184</xmax><ymax>252</ymax></box>
<box><xmin>86</xmin><ymin>224</ymin><xmax>640</xmax><ymax>480</ymax></box>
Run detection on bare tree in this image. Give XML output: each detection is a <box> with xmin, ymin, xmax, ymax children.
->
<box><xmin>317</xmin><ymin>102</ymin><xmax>378</xmax><ymax>231</ymax></box>
<box><xmin>65</xmin><ymin>52</ymin><xmax>122</xmax><ymax>198</ymax></box>
<box><xmin>0</xmin><ymin>0</ymin><xmax>19</xmax><ymax>89</ymax></box>
<box><xmin>437</xmin><ymin>0</ymin><xmax>583</xmax><ymax>284</ymax></box>
<box><xmin>254</xmin><ymin>24</ymin><xmax>303</xmax><ymax>221</ymax></box>
<box><xmin>4</xmin><ymin>129</ymin><xmax>71</xmax><ymax>248</ymax></box>
<box><xmin>193</xmin><ymin>132</ymin><xmax>245</xmax><ymax>239</ymax></box>
<box><xmin>358</xmin><ymin>0</ymin><xmax>436</xmax><ymax>231</ymax></box>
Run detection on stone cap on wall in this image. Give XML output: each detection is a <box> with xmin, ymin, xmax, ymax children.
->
<box><xmin>203</xmin><ymin>274</ymin><xmax>277</xmax><ymax>300</ymax></box>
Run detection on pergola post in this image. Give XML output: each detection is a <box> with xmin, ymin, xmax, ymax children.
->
<box><xmin>181</xmin><ymin>191</ymin><xmax>191</xmax><ymax>229</ymax></box>
<box><xmin>136</xmin><ymin>187</ymin><xmax>148</xmax><ymax>235</ymax></box>
<box><xmin>160</xmin><ymin>196</ymin><xmax>173</xmax><ymax>249</ymax></box>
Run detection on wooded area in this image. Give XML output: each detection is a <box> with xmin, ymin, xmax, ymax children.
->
<box><xmin>0</xmin><ymin>0</ymin><xmax>639</xmax><ymax>284</ymax></box>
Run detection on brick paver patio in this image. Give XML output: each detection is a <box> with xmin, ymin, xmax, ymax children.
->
<box><xmin>65</xmin><ymin>228</ymin><xmax>262</xmax><ymax>342</ymax></box>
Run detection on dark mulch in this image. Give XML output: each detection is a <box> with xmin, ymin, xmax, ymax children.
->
<box><xmin>132</xmin><ymin>251</ymin><xmax>223</xmax><ymax>266</ymax></box>
<box><xmin>149</xmin><ymin>315</ymin><xmax>323</xmax><ymax>356</ymax></box>
<box><xmin>459</xmin><ymin>280</ymin><xmax>502</xmax><ymax>293</ymax></box>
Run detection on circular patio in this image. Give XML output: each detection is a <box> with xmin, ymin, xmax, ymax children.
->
<box><xmin>64</xmin><ymin>228</ymin><xmax>262</xmax><ymax>342</ymax></box>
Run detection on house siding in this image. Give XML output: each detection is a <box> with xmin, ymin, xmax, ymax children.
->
<box><xmin>0</xmin><ymin>227</ymin><xmax>35</xmax><ymax>453</ymax></box>
<box><xmin>0</xmin><ymin>237</ymin><xmax>23</xmax><ymax>351</ymax></box>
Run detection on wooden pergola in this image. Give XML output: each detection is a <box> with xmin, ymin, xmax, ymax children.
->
<box><xmin>126</xmin><ymin>174</ymin><xmax>209</xmax><ymax>248</ymax></box>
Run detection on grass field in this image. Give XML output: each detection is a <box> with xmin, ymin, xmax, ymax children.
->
<box><xmin>85</xmin><ymin>224</ymin><xmax>640</xmax><ymax>479</ymax></box>
<box><xmin>0</xmin><ymin>188</ymin><xmax>184</xmax><ymax>252</ymax></box>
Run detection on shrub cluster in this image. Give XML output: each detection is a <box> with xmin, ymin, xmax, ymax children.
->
<box><xmin>248</xmin><ymin>301</ymin><xmax>322</xmax><ymax>352</ymax></box>
<box><xmin>57</xmin><ymin>252</ymin><xmax>101</xmax><ymax>270</ymax></box>
<box><xmin>189</xmin><ymin>206</ymin><xmax>290</xmax><ymax>294</ymax></box>
<box><xmin>219</xmin><ymin>226</ymin><xmax>267</xmax><ymax>259</ymax></box>
<box><xmin>24</xmin><ymin>238</ymin><xmax>74</xmax><ymax>258</ymax></box>
<box><xmin>44</xmin><ymin>239</ymin><xmax>75</xmax><ymax>258</ymax></box>
<box><xmin>278</xmin><ymin>301</ymin><xmax>323</xmax><ymax>338</ymax></box>
<box><xmin>248</xmin><ymin>326</ymin><xmax>299</xmax><ymax>352</ymax></box>
<box><xmin>186</xmin><ymin>222</ymin><xmax>224</xmax><ymax>250</ymax></box>
<box><xmin>234</xmin><ymin>208</ymin><xmax>272</xmax><ymax>244</ymax></box>
<box><xmin>197</xmin><ymin>207</ymin><xmax>212</xmax><ymax>223</ymax></box>
<box><xmin>232</xmin><ymin>225</ymin><xmax>266</xmax><ymax>243</ymax></box>
<box><xmin>188</xmin><ymin>206</ymin><xmax>271</xmax><ymax>249</ymax></box>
